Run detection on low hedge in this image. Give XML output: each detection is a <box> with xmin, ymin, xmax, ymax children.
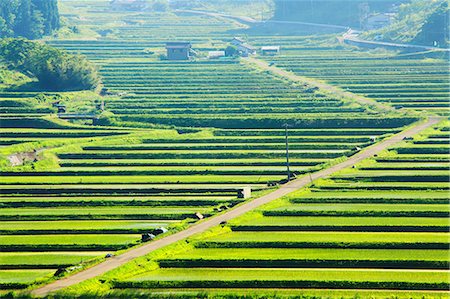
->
<box><xmin>0</xmin><ymin>229</ymin><xmax>155</xmax><ymax>235</ymax></box>
<box><xmin>0</xmin><ymin>264</ymin><xmax>71</xmax><ymax>269</ymax></box>
<box><xmin>290</xmin><ymin>198</ymin><xmax>448</xmax><ymax>204</ymax></box>
<box><xmin>1</xmin><ymin>169</ymin><xmax>306</xmax><ymax>176</ymax></box>
<box><xmin>262</xmin><ymin>210</ymin><xmax>450</xmax><ymax>217</ymax></box>
<box><xmin>317</xmin><ymin>185</ymin><xmax>449</xmax><ymax>191</ymax></box>
<box><xmin>1</xmin><ymin>199</ymin><xmax>241</xmax><ymax>208</ymax></box>
<box><xmin>112</xmin><ymin>279</ymin><xmax>449</xmax><ymax>291</ymax></box>
<box><xmin>360</xmin><ymin>166</ymin><xmax>450</xmax><ymax>171</ymax></box>
<box><xmin>158</xmin><ymin>258</ymin><xmax>449</xmax><ymax>269</ymax></box>
<box><xmin>0</xmin><ymin>282</ymin><xmax>28</xmax><ymax>289</ymax></box>
<box><xmin>230</xmin><ymin>225</ymin><xmax>450</xmax><ymax>233</ymax></box>
<box><xmin>0</xmin><ymin>243</ymin><xmax>133</xmax><ymax>252</ymax></box>
<box><xmin>341</xmin><ymin>175</ymin><xmax>450</xmax><ymax>183</ymax></box>
<box><xmin>118</xmin><ymin>116</ymin><xmax>418</xmax><ymax>129</ymax></box>
<box><xmin>195</xmin><ymin>241</ymin><xmax>449</xmax><ymax>250</ymax></box>
<box><xmin>376</xmin><ymin>157</ymin><xmax>450</xmax><ymax>163</ymax></box>
<box><xmin>0</xmin><ymin>132</ymin><xmax>124</xmax><ymax>138</ymax></box>
<box><xmin>83</xmin><ymin>143</ymin><xmax>354</xmax><ymax>150</ymax></box>
<box><xmin>0</xmin><ymin>187</ymin><xmax>240</xmax><ymax>195</ymax></box>
<box><xmin>215</xmin><ymin>129</ymin><xmax>400</xmax><ymax>137</ymax></box>
<box><xmin>58</xmin><ymin>152</ymin><xmax>343</xmax><ymax>159</ymax></box>
<box><xmin>0</xmin><ymin>117</ymin><xmax>67</xmax><ymax>129</ymax></box>
<box><xmin>141</xmin><ymin>137</ymin><xmax>371</xmax><ymax>144</ymax></box>
<box><xmin>60</xmin><ymin>161</ymin><xmax>321</xmax><ymax>167</ymax></box>
<box><xmin>0</xmin><ymin>213</ymin><xmax>197</xmax><ymax>221</ymax></box>
<box><xmin>397</xmin><ymin>147</ymin><xmax>450</xmax><ymax>155</ymax></box>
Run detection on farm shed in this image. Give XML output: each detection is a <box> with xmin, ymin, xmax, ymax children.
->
<box><xmin>237</xmin><ymin>43</ymin><xmax>256</xmax><ymax>57</ymax></box>
<box><xmin>230</xmin><ymin>37</ymin><xmax>256</xmax><ymax>57</ymax></box>
<box><xmin>261</xmin><ymin>46</ymin><xmax>280</xmax><ymax>56</ymax></box>
<box><xmin>166</xmin><ymin>42</ymin><xmax>192</xmax><ymax>60</ymax></box>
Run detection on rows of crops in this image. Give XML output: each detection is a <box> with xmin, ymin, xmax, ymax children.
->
<box><xmin>1</xmin><ymin>1</ymin><xmax>447</xmax><ymax>295</ymax></box>
<box><xmin>109</xmin><ymin>122</ymin><xmax>450</xmax><ymax>294</ymax></box>
<box><xmin>259</xmin><ymin>42</ymin><xmax>450</xmax><ymax>116</ymax></box>
<box><xmin>48</xmin><ymin>2</ymin><xmax>420</xmax><ymax>130</ymax></box>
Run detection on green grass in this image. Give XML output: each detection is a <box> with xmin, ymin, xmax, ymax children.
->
<box><xmin>127</xmin><ymin>268</ymin><xmax>450</xmax><ymax>284</ymax></box>
<box><xmin>0</xmin><ymin>234</ymin><xmax>140</xmax><ymax>245</ymax></box>
<box><xmin>0</xmin><ymin>220</ymin><xmax>174</xmax><ymax>231</ymax></box>
<box><xmin>0</xmin><ymin>175</ymin><xmax>284</xmax><ymax>184</ymax></box>
<box><xmin>0</xmin><ymin>269</ymin><xmax>53</xmax><ymax>283</ymax></box>
<box><xmin>303</xmin><ymin>190</ymin><xmax>450</xmax><ymax>198</ymax></box>
<box><xmin>203</xmin><ymin>231</ymin><xmax>450</xmax><ymax>244</ymax></box>
<box><xmin>0</xmin><ymin>252</ymin><xmax>106</xmax><ymax>266</ymax></box>
<box><xmin>167</xmin><ymin>248</ymin><xmax>450</xmax><ymax>262</ymax></box>
<box><xmin>234</xmin><ymin>216</ymin><xmax>450</xmax><ymax>227</ymax></box>
<box><xmin>0</xmin><ymin>207</ymin><xmax>210</xmax><ymax>216</ymax></box>
<box><xmin>270</xmin><ymin>203</ymin><xmax>450</xmax><ymax>212</ymax></box>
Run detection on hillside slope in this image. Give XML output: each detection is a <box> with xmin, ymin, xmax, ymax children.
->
<box><xmin>363</xmin><ymin>0</ymin><xmax>449</xmax><ymax>48</ymax></box>
<box><xmin>273</xmin><ymin>0</ymin><xmax>407</xmax><ymax>27</ymax></box>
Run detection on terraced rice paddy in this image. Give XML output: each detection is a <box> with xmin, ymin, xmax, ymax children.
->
<box><xmin>111</xmin><ymin>123</ymin><xmax>450</xmax><ymax>294</ymax></box>
<box><xmin>260</xmin><ymin>42</ymin><xmax>450</xmax><ymax>116</ymax></box>
<box><xmin>1</xmin><ymin>0</ymin><xmax>449</xmax><ymax>296</ymax></box>
<box><xmin>0</xmin><ymin>125</ymin><xmax>405</xmax><ymax>289</ymax></box>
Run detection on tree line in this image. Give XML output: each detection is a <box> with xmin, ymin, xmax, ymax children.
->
<box><xmin>0</xmin><ymin>38</ymin><xmax>100</xmax><ymax>91</ymax></box>
<box><xmin>0</xmin><ymin>0</ymin><xmax>60</xmax><ymax>39</ymax></box>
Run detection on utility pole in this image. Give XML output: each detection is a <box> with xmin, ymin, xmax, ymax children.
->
<box><xmin>284</xmin><ymin>124</ymin><xmax>291</xmax><ymax>181</ymax></box>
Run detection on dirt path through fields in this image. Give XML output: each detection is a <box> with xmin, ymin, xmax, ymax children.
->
<box><xmin>244</xmin><ymin>57</ymin><xmax>394</xmax><ymax>112</ymax></box>
<box><xmin>31</xmin><ymin>116</ymin><xmax>441</xmax><ymax>297</ymax></box>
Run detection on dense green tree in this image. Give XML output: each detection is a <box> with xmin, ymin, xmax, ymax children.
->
<box><xmin>0</xmin><ymin>38</ymin><xmax>100</xmax><ymax>91</ymax></box>
<box><xmin>362</xmin><ymin>0</ymin><xmax>449</xmax><ymax>48</ymax></box>
<box><xmin>33</xmin><ymin>0</ymin><xmax>60</xmax><ymax>34</ymax></box>
<box><xmin>0</xmin><ymin>0</ymin><xmax>59</xmax><ymax>39</ymax></box>
<box><xmin>413</xmin><ymin>1</ymin><xmax>449</xmax><ymax>47</ymax></box>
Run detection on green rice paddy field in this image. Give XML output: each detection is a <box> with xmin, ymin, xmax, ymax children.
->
<box><xmin>107</xmin><ymin>123</ymin><xmax>450</xmax><ymax>297</ymax></box>
<box><xmin>0</xmin><ymin>0</ymin><xmax>449</xmax><ymax>297</ymax></box>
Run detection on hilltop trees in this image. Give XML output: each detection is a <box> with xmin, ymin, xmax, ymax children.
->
<box><xmin>0</xmin><ymin>39</ymin><xmax>100</xmax><ymax>91</ymax></box>
<box><xmin>0</xmin><ymin>0</ymin><xmax>60</xmax><ymax>39</ymax></box>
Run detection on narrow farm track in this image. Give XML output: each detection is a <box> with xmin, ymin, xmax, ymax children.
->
<box><xmin>245</xmin><ymin>57</ymin><xmax>394</xmax><ymax>112</ymax></box>
<box><xmin>31</xmin><ymin>117</ymin><xmax>441</xmax><ymax>298</ymax></box>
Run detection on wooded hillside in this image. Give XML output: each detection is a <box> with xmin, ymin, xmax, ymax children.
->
<box><xmin>362</xmin><ymin>0</ymin><xmax>449</xmax><ymax>48</ymax></box>
<box><xmin>0</xmin><ymin>0</ymin><xmax>60</xmax><ymax>39</ymax></box>
<box><xmin>273</xmin><ymin>0</ymin><xmax>407</xmax><ymax>27</ymax></box>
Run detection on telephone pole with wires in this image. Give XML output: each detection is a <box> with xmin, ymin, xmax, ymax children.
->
<box><xmin>284</xmin><ymin>123</ymin><xmax>291</xmax><ymax>182</ymax></box>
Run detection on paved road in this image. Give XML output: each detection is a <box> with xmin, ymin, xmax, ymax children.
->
<box><xmin>245</xmin><ymin>57</ymin><xmax>394</xmax><ymax>112</ymax></box>
<box><xmin>342</xmin><ymin>31</ymin><xmax>450</xmax><ymax>53</ymax></box>
<box><xmin>32</xmin><ymin>116</ymin><xmax>441</xmax><ymax>298</ymax></box>
<box><xmin>177</xmin><ymin>9</ymin><xmax>450</xmax><ymax>52</ymax></box>
<box><xmin>176</xmin><ymin>9</ymin><xmax>348</xmax><ymax>30</ymax></box>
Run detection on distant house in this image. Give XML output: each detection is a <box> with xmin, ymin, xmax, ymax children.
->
<box><xmin>208</xmin><ymin>51</ymin><xmax>225</xmax><ymax>59</ymax></box>
<box><xmin>110</xmin><ymin>0</ymin><xmax>148</xmax><ymax>11</ymax></box>
<box><xmin>365</xmin><ymin>13</ymin><xmax>395</xmax><ymax>30</ymax></box>
<box><xmin>261</xmin><ymin>46</ymin><xmax>280</xmax><ymax>56</ymax></box>
<box><xmin>166</xmin><ymin>42</ymin><xmax>192</xmax><ymax>60</ymax></box>
<box><xmin>237</xmin><ymin>43</ymin><xmax>256</xmax><ymax>57</ymax></box>
<box><xmin>230</xmin><ymin>37</ymin><xmax>256</xmax><ymax>57</ymax></box>
<box><xmin>231</xmin><ymin>37</ymin><xmax>245</xmax><ymax>46</ymax></box>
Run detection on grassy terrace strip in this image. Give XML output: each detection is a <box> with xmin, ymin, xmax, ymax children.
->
<box><xmin>261</xmin><ymin>45</ymin><xmax>450</xmax><ymax>116</ymax></box>
<box><xmin>1</xmin><ymin>1</ymin><xmax>448</xmax><ymax>297</ymax></box>
<box><xmin>0</xmin><ymin>220</ymin><xmax>176</xmax><ymax>234</ymax></box>
<box><xmin>0</xmin><ymin>270</ymin><xmax>54</xmax><ymax>289</ymax></box>
<box><xmin>89</xmin><ymin>121</ymin><xmax>450</xmax><ymax>295</ymax></box>
<box><xmin>0</xmin><ymin>252</ymin><xmax>107</xmax><ymax>268</ymax></box>
<box><xmin>114</xmin><ymin>268</ymin><xmax>450</xmax><ymax>290</ymax></box>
